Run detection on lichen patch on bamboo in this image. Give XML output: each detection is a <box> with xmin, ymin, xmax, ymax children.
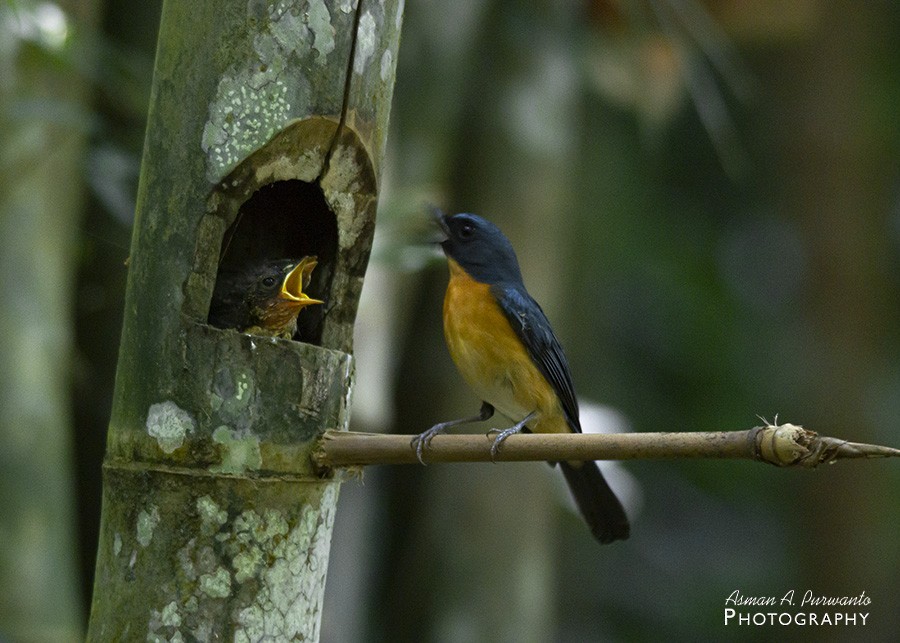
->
<box><xmin>353</xmin><ymin>10</ymin><xmax>377</xmax><ymax>74</ymax></box>
<box><xmin>201</xmin><ymin>75</ymin><xmax>292</xmax><ymax>182</ymax></box>
<box><xmin>142</xmin><ymin>489</ymin><xmax>337</xmax><ymax>640</ymax></box>
<box><xmin>146</xmin><ymin>592</ymin><xmax>201</xmax><ymax>643</ymax></box>
<box><xmin>267</xmin><ymin>1</ymin><xmax>311</xmax><ymax>58</ymax></box>
<box><xmin>201</xmin><ymin>0</ymin><xmax>343</xmax><ymax>181</ymax></box>
<box><xmin>160</xmin><ymin>602</ymin><xmax>181</xmax><ymax>628</ymax></box>
<box><xmin>136</xmin><ymin>505</ymin><xmax>161</xmax><ymax>547</ymax></box>
<box><xmin>196</xmin><ymin>496</ymin><xmax>228</xmax><ymax>533</ymax></box>
<box><xmin>199</xmin><ymin>567</ymin><xmax>232</xmax><ymax>598</ymax></box>
<box><xmin>321</xmin><ymin>144</ymin><xmax>367</xmax><ymax>248</ymax></box>
<box><xmin>308</xmin><ymin>0</ymin><xmax>336</xmax><ymax>63</ymax></box>
<box><xmin>177</xmin><ymin>540</ymin><xmax>197</xmax><ymax>580</ymax></box>
<box><xmin>380</xmin><ymin>49</ymin><xmax>393</xmax><ymax>81</ymax></box>
<box><xmin>146</xmin><ymin>401</ymin><xmax>195</xmax><ymax>454</ymax></box>
<box><xmin>210</xmin><ymin>367</ymin><xmax>257</xmax><ymax>429</ymax></box>
<box><xmin>211</xmin><ymin>426</ymin><xmax>263</xmax><ymax>474</ymax></box>
<box><xmin>232</xmin><ymin>547</ymin><xmax>264</xmax><ymax>584</ymax></box>
<box><xmin>233</xmin><ymin>484</ymin><xmax>338</xmax><ymax>642</ymax></box>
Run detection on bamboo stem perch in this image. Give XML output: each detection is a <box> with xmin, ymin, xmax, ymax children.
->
<box><xmin>313</xmin><ymin>422</ymin><xmax>900</xmax><ymax>470</ymax></box>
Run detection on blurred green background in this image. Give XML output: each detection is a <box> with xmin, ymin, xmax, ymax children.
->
<box><xmin>2</xmin><ymin>0</ymin><xmax>899</xmax><ymax>640</ymax></box>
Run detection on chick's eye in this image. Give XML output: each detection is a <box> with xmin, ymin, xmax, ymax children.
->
<box><xmin>262</xmin><ymin>276</ymin><xmax>277</xmax><ymax>288</ymax></box>
<box><xmin>458</xmin><ymin>223</ymin><xmax>475</xmax><ymax>239</ymax></box>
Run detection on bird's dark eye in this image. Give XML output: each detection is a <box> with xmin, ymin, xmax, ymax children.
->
<box><xmin>262</xmin><ymin>276</ymin><xmax>277</xmax><ymax>288</ymax></box>
<box><xmin>458</xmin><ymin>223</ymin><xmax>475</xmax><ymax>239</ymax></box>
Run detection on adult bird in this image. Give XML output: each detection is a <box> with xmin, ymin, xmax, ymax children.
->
<box><xmin>208</xmin><ymin>256</ymin><xmax>322</xmax><ymax>339</ymax></box>
<box><xmin>412</xmin><ymin>211</ymin><xmax>630</xmax><ymax>544</ymax></box>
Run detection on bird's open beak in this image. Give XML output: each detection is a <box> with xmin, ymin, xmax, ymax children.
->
<box><xmin>429</xmin><ymin>205</ymin><xmax>450</xmax><ymax>243</ymax></box>
<box><xmin>280</xmin><ymin>256</ymin><xmax>323</xmax><ymax>306</ymax></box>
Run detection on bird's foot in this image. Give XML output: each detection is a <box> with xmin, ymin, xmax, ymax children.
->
<box><xmin>487</xmin><ymin>412</ymin><xmax>535</xmax><ymax>462</ymax></box>
<box><xmin>413</xmin><ymin>403</ymin><xmax>496</xmax><ymax>465</ymax></box>
<box><xmin>410</xmin><ymin>423</ymin><xmax>449</xmax><ymax>465</ymax></box>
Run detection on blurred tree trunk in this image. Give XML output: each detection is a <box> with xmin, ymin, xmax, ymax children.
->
<box><xmin>767</xmin><ymin>0</ymin><xmax>898</xmax><ymax>634</ymax></box>
<box><xmin>372</xmin><ymin>0</ymin><xmax>581</xmax><ymax>639</ymax></box>
<box><xmin>72</xmin><ymin>0</ymin><xmax>161</xmax><ymax>606</ymax></box>
<box><xmin>0</xmin><ymin>0</ymin><xmax>99</xmax><ymax>640</ymax></box>
<box><xmin>86</xmin><ymin>0</ymin><xmax>402</xmax><ymax>639</ymax></box>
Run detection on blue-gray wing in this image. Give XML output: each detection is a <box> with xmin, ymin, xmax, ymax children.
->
<box><xmin>491</xmin><ymin>284</ymin><xmax>581</xmax><ymax>432</ymax></box>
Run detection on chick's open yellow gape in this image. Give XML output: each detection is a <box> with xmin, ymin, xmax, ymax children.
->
<box><xmin>280</xmin><ymin>256</ymin><xmax>322</xmax><ymax>304</ymax></box>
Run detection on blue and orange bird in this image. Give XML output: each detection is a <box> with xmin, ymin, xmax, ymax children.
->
<box><xmin>412</xmin><ymin>211</ymin><xmax>630</xmax><ymax>544</ymax></box>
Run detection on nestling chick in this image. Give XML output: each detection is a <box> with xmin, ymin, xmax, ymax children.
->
<box><xmin>208</xmin><ymin>257</ymin><xmax>322</xmax><ymax>339</ymax></box>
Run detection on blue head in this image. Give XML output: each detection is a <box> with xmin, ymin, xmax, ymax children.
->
<box><xmin>435</xmin><ymin>211</ymin><xmax>523</xmax><ymax>285</ymax></box>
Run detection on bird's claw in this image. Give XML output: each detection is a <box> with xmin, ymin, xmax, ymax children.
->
<box><xmin>486</xmin><ymin>412</ymin><xmax>534</xmax><ymax>462</ymax></box>
<box><xmin>488</xmin><ymin>426</ymin><xmax>520</xmax><ymax>462</ymax></box>
<box><xmin>410</xmin><ymin>427</ymin><xmax>443</xmax><ymax>465</ymax></box>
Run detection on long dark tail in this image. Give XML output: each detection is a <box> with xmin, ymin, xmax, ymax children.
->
<box><xmin>560</xmin><ymin>460</ymin><xmax>630</xmax><ymax>544</ymax></box>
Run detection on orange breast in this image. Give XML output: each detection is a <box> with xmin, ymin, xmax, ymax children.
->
<box><xmin>443</xmin><ymin>259</ymin><xmax>570</xmax><ymax>434</ymax></box>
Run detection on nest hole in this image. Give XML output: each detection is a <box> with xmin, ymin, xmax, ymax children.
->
<box><xmin>207</xmin><ymin>180</ymin><xmax>338</xmax><ymax>345</ymax></box>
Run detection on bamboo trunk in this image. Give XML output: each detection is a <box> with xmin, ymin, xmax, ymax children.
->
<box><xmin>88</xmin><ymin>0</ymin><xmax>402</xmax><ymax>639</ymax></box>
